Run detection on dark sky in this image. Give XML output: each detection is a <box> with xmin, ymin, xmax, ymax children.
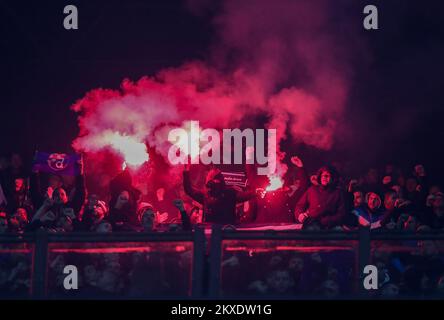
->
<box><xmin>0</xmin><ymin>0</ymin><xmax>443</xmax><ymax>180</ymax></box>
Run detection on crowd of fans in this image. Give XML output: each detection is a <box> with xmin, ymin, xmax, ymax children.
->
<box><xmin>0</xmin><ymin>153</ymin><xmax>443</xmax><ymax>233</ymax></box>
<box><xmin>1</xmin><ymin>152</ymin><xmax>444</xmax><ymax>298</ymax></box>
<box><xmin>0</xmin><ymin>153</ymin><xmax>194</xmax><ymax>234</ymax></box>
<box><xmin>220</xmin><ymin>238</ymin><xmax>444</xmax><ymax>298</ymax></box>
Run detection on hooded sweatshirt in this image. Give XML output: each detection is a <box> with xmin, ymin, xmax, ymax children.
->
<box><xmin>183</xmin><ymin>170</ymin><xmax>254</xmax><ymax>224</ymax></box>
<box><xmin>294</xmin><ymin>166</ymin><xmax>346</xmax><ymax>228</ymax></box>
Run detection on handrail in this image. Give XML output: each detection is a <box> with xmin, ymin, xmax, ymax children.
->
<box><xmin>1</xmin><ymin>228</ymin><xmax>444</xmax><ymax>299</ymax></box>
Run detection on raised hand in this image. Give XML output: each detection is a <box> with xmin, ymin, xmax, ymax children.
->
<box><xmin>173</xmin><ymin>199</ymin><xmax>185</xmax><ymax>211</ymax></box>
<box><xmin>290</xmin><ymin>156</ymin><xmax>303</xmax><ymax>168</ymax></box>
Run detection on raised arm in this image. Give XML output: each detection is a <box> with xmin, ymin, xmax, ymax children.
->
<box><xmin>173</xmin><ymin>199</ymin><xmax>192</xmax><ymax>231</ymax></box>
<box><xmin>70</xmin><ymin>173</ymin><xmax>86</xmax><ymax>215</ymax></box>
<box><xmin>183</xmin><ymin>168</ymin><xmax>205</xmax><ymax>204</ymax></box>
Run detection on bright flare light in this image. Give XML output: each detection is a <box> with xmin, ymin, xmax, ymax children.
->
<box><xmin>265</xmin><ymin>174</ymin><xmax>284</xmax><ymax>192</ymax></box>
<box><xmin>107</xmin><ymin>132</ymin><xmax>149</xmax><ymax>167</ymax></box>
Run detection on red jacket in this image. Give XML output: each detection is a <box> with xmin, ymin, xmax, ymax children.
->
<box><xmin>294</xmin><ymin>185</ymin><xmax>346</xmax><ymax>228</ymax></box>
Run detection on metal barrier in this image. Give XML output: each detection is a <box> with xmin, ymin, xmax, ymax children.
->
<box><xmin>208</xmin><ymin>227</ymin><xmax>444</xmax><ymax>299</ymax></box>
<box><xmin>0</xmin><ymin>229</ymin><xmax>205</xmax><ymax>299</ymax></box>
<box><xmin>2</xmin><ymin>227</ymin><xmax>444</xmax><ymax>299</ymax></box>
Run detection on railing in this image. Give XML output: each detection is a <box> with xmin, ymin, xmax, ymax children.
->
<box><xmin>1</xmin><ymin>227</ymin><xmax>444</xmax><ymax>299</ymax></box>
<box><xmin>0</xmin><ymin>229</ymin><xmax>205</xmax><ymax>299</ymax></box>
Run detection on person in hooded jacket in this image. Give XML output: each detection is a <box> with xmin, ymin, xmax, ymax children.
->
<box><xmin>108</xmin><ymin>168</ymin><xmax>141</xmax><ymax>231</ymax></box>
<box><xmin>294</xmin><ymin>165</ymin><xmax>346</xmax><ymax>229</ymax></box>
<box><xmin>351</xmin><ymin>192</ymin><xmax>385</xmax><ymax>229</ymax></box>
<box><xmin>183</xmin><ymin>164</ymin><xmax>257</xmax><ymax>225</ymax></box>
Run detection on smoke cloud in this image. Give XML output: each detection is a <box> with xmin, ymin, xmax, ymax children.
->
<box><xmin>72</xmin><ymin>0</ymin><xmax>354</xmax><ymax>191</ymax></box>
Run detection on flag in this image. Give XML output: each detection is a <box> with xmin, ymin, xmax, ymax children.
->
<box><xmin>32</xmin><ymin>152</ymin><xmax>81</xmax><ymax>176</ymax></box>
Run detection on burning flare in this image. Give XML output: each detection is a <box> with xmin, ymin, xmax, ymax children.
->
<box><xmin>265</xmin><ymin>174</ymin><xmax>284</xmax><ymax>192</ymax></box>
<box><xmin>106</xmin><ymin>132</ymin><xmax>149</xmax><ymax>167</ymax></box>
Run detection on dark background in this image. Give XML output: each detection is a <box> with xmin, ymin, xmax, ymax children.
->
<box><xmin>0</xmin><ymin>0</ymin><xmax>443</xmax><ymax>181</ymax></box>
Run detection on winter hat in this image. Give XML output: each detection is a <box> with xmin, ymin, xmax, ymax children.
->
<box><xmin>96</xmin><ymin>200</ymin><xmax>108</xmax><ymax>215</ymax></box>
<box><xmin>137</xmin><ymin>202</ymin><xmax>154</xmax><ymax>222</ymax></box>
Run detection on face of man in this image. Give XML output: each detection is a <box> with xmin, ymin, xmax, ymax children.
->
<box><xmin>92</xmin><ymin>206</ymin><xmax>105</xmax><ymax>222</ymax></box>
<box><xmin>415</xmin><ymin>165</ymin><xmax>426</xmax><ymax>177</ymax></box>
<box><xmin>14</xmin><ymin>178</ymin><xmax>24</xmax><ymax>192</ymax></box>
<box><xmin>14</xmin><ymin>208</ymin><xmax>28</xmax><ymax>224</ymax></box>
<box><xmin>353</xmin><ymin>191</ymin><xmax>364</xmax><ymax>208</ymax></box>
<box><xmin>288</xmin><ymin>257</ymin><xmax>304</xmax><ymax>272</ymax></box>
<box><xmin>53</xmin><ymin>188</ymin><xmax>68</xmax><ymax>205</ymax></box>
<box><xmin>141</xmin><ymin>210</ymin><xmax>155</xmax><ymax>231</ymax></box>
<box><xmin>384</xmin><ymin>193</ymin><xmax>398</xmax><ymax>210</ymax></box>
<box><xmin>267</xmin><ymin>270</ymin><xmax>294</xmax><ymax>293</ymax></box>
<box><xmin>320</xmin><ymin>171</ymin><xmax>332</xmax><ymax>187</ymax></box>
<box><xmin>84</xmin><ymin>265</ymin><xmax>98</xmax><ymax>285</ymax></box>
<box><xmin>115</xmin><ymin>191</ymin><xmax>130</xmax><ymax>209</ymax></box>
<box><xmin>190</xmin><ymin>208</ymin><xmax>202</xmax><ymax>224</ymax></box>
<box><xmin>87</xmin><ymin>194</ymin><xmax>99</xmax><ymax>210</ymax></box>
<box><xmin>368</xmin><ymin>193</ymin><xmax>380</xmax><ymax>210</ymax></box>
<box><xmin>433</xmin><ymin>195</ymin><xmax>444</xmax><ymax>209</ymax></box>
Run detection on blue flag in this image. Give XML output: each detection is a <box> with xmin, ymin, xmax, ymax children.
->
<box><xmin>32</xmin><ymin>152</ymin><xmax>81</xmax><ymax>176</ymax></box>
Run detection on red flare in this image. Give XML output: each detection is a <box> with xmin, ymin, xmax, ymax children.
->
<box><xmin>265</xmin><ymin>174</ymin><xmax>284</xmax><ymax>192</ymax></box>
<box><xmin>107</xmin><ymin>132</ymin><xmax>149</xmax><ymax>167</ymax></box>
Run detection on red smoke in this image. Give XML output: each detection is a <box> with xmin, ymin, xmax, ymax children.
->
<box><xmin>72</xmin><ymin>0</ymin><xmax>351</xmax><ymax>191</ymax></box>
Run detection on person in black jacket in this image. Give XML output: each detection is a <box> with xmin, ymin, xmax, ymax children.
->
<box><xmin>183</xmin><ymin>164</ymin><xmax>257</xmax><ymax>225</ymax></box>
<box><xmin>108</xmin><ymin>169</ymin><xmax>141</xmax><ymax>230</ymax></box>
<box><xmin>294</xmin><ymin>165</ymin><xmax>346</xmax><ymax>229</ymax></box>
<box><xmin>5</xmin><ymin>176</ymin><xmax>33</xmax><ymax>217</ymax></box>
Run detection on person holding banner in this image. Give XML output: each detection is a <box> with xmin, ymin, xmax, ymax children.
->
<box><xmin>183</xmin><ymin>164</ymin><xmax>259</xmax><ymax>225</ymax></box>
<box><xmin>27</xmin><ymin>152</ymin><xmax>86</xmax><ymax>231</ymax></box>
